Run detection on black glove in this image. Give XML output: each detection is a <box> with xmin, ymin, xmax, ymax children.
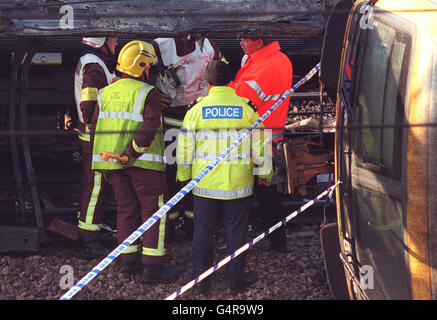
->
<box><xmin>160</xmin><ymin>92</ymin><xmax>172</xmax><ymax>110</ymax></box>
<box><xmin>120</xmin><ymin>147</ymin><xmax>136</xmax><ymax>168</ymax></box>
<box><xmin>178</xmin><ymin>180</ymin><xmax>191</xmax><ymax>189</ymax></box>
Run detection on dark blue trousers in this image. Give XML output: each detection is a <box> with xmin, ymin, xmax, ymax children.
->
<box><xmin>192</xmin><ymin>195</ymin><xmax>252</xmax><ymax>289</ymax></box>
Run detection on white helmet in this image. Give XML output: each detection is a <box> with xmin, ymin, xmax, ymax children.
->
<box><xmin>82</xmin><ymin>37</ymin><xmax>106</xmax><ymax>48</ymax></box>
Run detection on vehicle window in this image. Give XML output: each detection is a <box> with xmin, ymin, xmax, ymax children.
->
<box><xmin>347</xmin><ymin>11</ymin><xmax>414</xmax><ymax>299</ymax></box>
<box><xmin>355</xmin><ymin>18</ymin><xmax>411</xmax><ymax>181</ymax></box>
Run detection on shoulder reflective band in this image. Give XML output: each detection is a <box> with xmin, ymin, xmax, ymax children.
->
<box><xmin>59</xmin><ymin>63</ymin><xmax>320</xmax><ymax>300</ymax></box>
<box><xmin>133</xmin><ymin>84</ymin><xmax>153</xmax><ymax>115</ymax></box>
<box><xmin>244</xmin><ymin>80</ymin><xmax>282</xmax><ymax>102</ymax></box>
<box><xmin>165</xmin><ymin>181</ymin><xmax>341</xmax><ymax>300</ymax></box>
<box><xmin>81</xmin><ymin>87</ymin><xmax>99</xmax><ymax>102</ymax></box>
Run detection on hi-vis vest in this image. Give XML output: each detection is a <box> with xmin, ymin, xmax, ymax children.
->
<box><xmin>176</xmin><ymin>86</ymin><xmax>272</xmax><ymax>200</ymax></box>
<box><xmin>74</xmin><ymin>53</ymin><xmax>115</xmax><ymax>123</ymax></box>
<box><xmin>91</xmin><ymin>78</ymin><xmax>166</xmax><ymax>172</ymax></box>
<box><xmin>154</xmin><ymin>38</ymin><xmax>215</xmax><ymax>107</ymax></box>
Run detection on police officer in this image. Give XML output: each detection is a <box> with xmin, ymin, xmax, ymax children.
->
<box><xmin>73</xmin><ymin>37</ymin><xmax>118</xmax><ymax>259</ymax></box>
<box><xmin>91</xmin><ymin>40</ymin><xmax>178</xmax><ymax>283</ymax></box>
<box><xmin>176</xmin><ymin>61</ymin><xmax>273</xmax><ymax>294</ymax></box>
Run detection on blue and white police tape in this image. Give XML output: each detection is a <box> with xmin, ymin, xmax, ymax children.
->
<box><xmin>59</xmin><ymin>63</ymin><xmax>321</xmax><ymax>300</ymax></box>
<box><xmin>164</xmin><ymin>181</ymin><xmax>340</xmax><ymax>300</ymax></box>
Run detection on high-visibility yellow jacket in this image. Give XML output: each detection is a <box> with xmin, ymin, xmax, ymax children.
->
<box><xmin>92</xmin><ymin>78</ymin><xmax>166</xmax><ymax>172</ymax></box>
<box><xmin>176</xmin><ymin>86</ymin><xmax>273</xmax><ymax>200</ymax></box>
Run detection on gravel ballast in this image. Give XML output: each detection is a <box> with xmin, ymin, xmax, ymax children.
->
<box><xmin>0</xmin><ymin>222</ymin><xmax>333</xmax><ymax>301</ymax></box>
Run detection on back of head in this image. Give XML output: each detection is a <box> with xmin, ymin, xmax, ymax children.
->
<box><xmin>116</xmin><ymin>40</ymin><xmax>157</xmax><ymax>78</ymax></box>
<box><xmin>205</xmin><ymin>60</ymin><xmax>232</xmax><ymax>86</ymax></box>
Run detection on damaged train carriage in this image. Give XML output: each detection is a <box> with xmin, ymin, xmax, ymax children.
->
<box><xmin>0</xmin><ymin>0</ymin><xmax>336</xmax><ymax>257</ymax></box>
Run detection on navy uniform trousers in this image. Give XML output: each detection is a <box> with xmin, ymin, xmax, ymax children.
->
<box><xmin>192</xmin><ymin>194</ymin><xmax>252</xmax><ymax>289</ymax></box>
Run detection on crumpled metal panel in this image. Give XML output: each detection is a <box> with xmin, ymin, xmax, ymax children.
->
<box><xmin>0</xmin><ymin>0</ymin><xmax>325</xmax><ymax>38</ymax></box>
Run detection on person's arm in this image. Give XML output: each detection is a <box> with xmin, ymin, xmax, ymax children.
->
<box><xmin>176</xmin><ymin>112</ymin><xmax>196</xmax><ymax>182</ymax></box>
<box><xmin>234</xmin><ymin>80</ymin><xmax>263</xmax><ymax>108</ymax></box>
<box><xmin>250</xmin><ymin>107</ymin><xmax>274</xmax><ymax>184</ymax></box>
<box><xmin>229</xmin><ymin>63</ymin><xmax>263</xmax><ymax>108</ymax></box>
<box><xmin>148</xmin><ymin>40</ymin><xmax>165</xmax><ymax>85</ymax></box>
<box><xmin>80</xmin><ymin>63</ymin><xmax>108</xmax><ymax>125</ymax></box>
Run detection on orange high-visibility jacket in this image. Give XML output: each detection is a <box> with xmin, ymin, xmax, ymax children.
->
<box><xmin>229</xmin><ymin>41</ymin><xmax>293</xmax><ymax>141</ymax></box>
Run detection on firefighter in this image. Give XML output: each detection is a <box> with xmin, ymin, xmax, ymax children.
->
<box><xmin>73</xmin><ymin>37</ymin><xmax>118</xmax><ymax>259</ymax></box>
<box><xmin>229</xmin><ymin>37</ymin><xmax>293</xmax><ymax>253</ymax></box>
<box><xmin>149</xmin><ymin>36</ymin><xmax>226</xmax><ymax>240</ymax></box>
<box><xmin>176</xmin><ymin>61</ymin><xmax>273</xmax><ymax>294</ymax></box>
<box><xmin>91</xmin><ymin>40</ymin><xmax>178</xmax><ymax>283</ymax></box>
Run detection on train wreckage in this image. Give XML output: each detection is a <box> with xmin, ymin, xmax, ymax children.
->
<box><xmin>0</xmin><ymin>0</ymin><xmax>337</xmax><ymax>253</ymax></box>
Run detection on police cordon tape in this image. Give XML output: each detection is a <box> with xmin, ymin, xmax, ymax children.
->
<box><xmin>165</xmin><ymin>181</ymin><xmax>340</xmax><ymax>300</ymax></box>
<box><xmin>59</xmin><ymin>62</ymin><xmax>321</xmax><ymax>300</ymax></box>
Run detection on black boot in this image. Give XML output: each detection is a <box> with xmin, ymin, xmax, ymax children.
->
<box><xmin>140</xmin><ymin>263</ymin><xmax>179</xmax><ymax>284</ymax></box>
<box><xmin>230</xmin><ymin>270</ymin><xmax>258</xmax><ymax>295</ymax></box>
<box><xmin>78</xmin><ymin>236</ymin><xmax>112</xmax><ymax>260</ymax></box>
<box><xmin>121</xmin><ymin>260</ymin><xmax>143</xmax><ymax>276</ymax></box>
<box><xmin>182</xmin><ymin>217</ymin><xmax>194</xmax><ymax>241</ymax></box>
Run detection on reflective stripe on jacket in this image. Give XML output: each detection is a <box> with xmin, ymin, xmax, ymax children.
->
<box><xmin>176</xmin><ymin>86</ymin><xmax>272</xmax><ymax>200</ymax></box>
<box><xmin>229</xmin><ymin>41</ymin><xmax>293</xmax><ymax>141</ymax></box>
<box><xmin>74</xmin><ymin>53</ymin><xmax>115</xmax><ymax>123</ymax></box>
<box><xmin>92</xmin><ymin>78</ymin><xmax>165</xmax><ymax>172</ymax></box>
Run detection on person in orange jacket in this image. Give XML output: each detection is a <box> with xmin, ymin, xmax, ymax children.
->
<box><xmin>229</xmin><ymin>37</ymin><xmax>293</xmax><ymax>253</ymax></box>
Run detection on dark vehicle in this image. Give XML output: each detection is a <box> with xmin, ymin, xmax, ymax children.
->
<box><xmin>319</xmin><ymin>0</ymin><xmax>437</xmax><ymax>299</ymax></box>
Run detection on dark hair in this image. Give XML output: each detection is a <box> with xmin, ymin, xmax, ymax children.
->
<box><xmin>205</xmin><ymin>60</ymin><xmax>232</xmax><ymax>86</ymax></box>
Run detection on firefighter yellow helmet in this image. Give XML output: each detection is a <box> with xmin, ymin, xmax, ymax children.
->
<box><xmin>116</xmin><ymin>40</ymin><xmax>157</xmax><ymax>78</ymax></box>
